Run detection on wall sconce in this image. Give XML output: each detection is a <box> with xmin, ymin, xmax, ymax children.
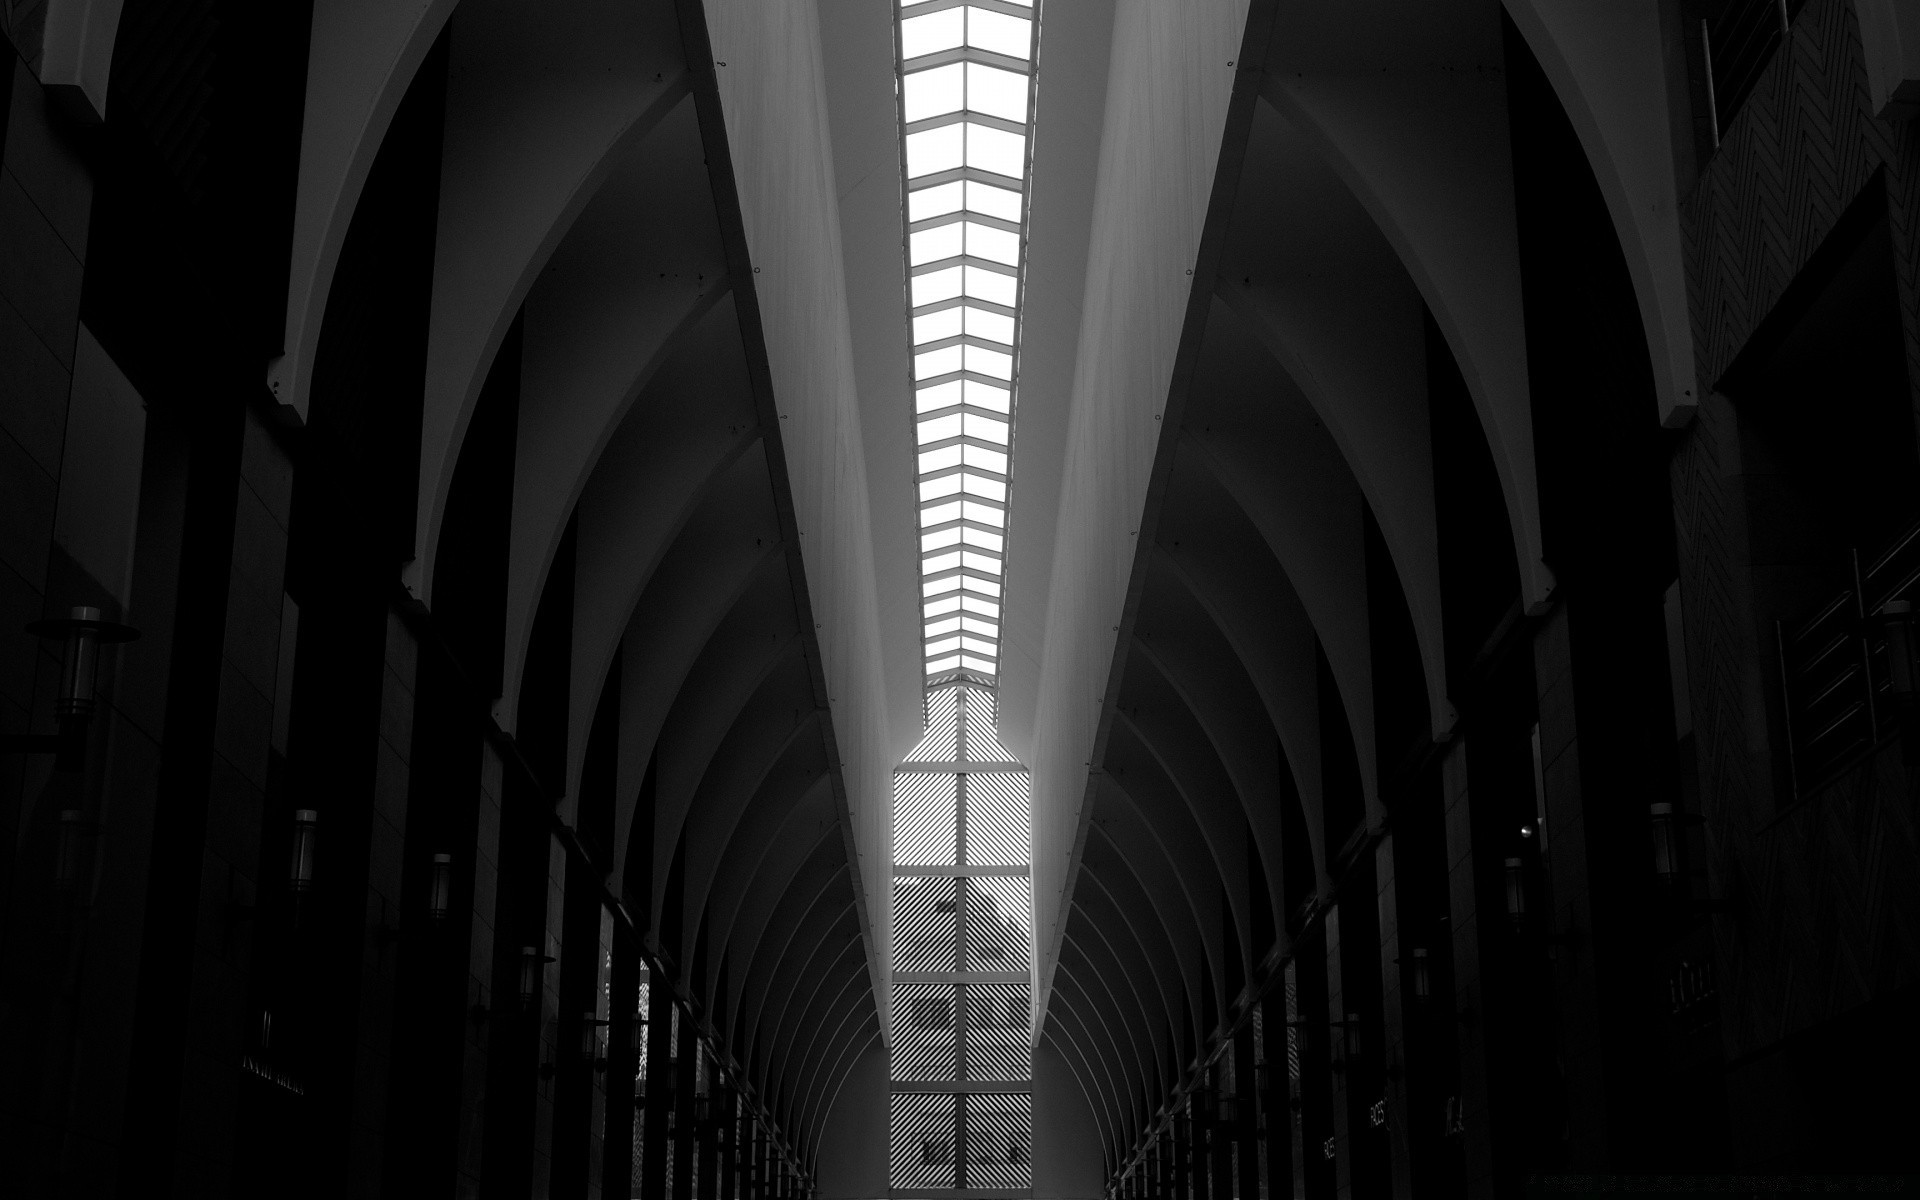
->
<box><xmin>1503</xmin><ymin>857</ymin><xmax>1527</xmax><ymax>928</ymax></box>
<box><xmin>55</xmin><ymin>808</ymin><xmax>88</xmax><ymax>892</ymax></box>
<box><xmin>289</xmin><ymin>810</ymin><xmax>319</xmax><ymax>893</ymax></box>
<box><xmin>427</xmin><ymin>853</ymin><xmax>453</xmax><ymax>923</ymax></box>
<box><xmin>1650</xmin><ymin>803</ymin><xmax>1680</xmax><ymax>885</ymax></box>
<box><xmin>1881</xmin><ymin>600</ymin><xmax>1916</xmax><ymax>698</ymax></box>
<box><xmin>518</xmin><ymin>944</ymin><xmax>555</xmax><ymax>1010</ymax></box>
<box><xmin>1409</xmin><ymin>948</ymin><xmax>1431</xmax><ymax>1002</ymax></box>
<box><xmin>2</xmin><ymin>607</ymin><xmax>138</xmax><ymax>770</ymax></box>
<box><xmin>578</xmin><ymin>1011</ymin><xmax>610</xmax><ymax>1068</ymax></box>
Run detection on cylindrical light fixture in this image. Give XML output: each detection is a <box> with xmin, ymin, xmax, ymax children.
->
<box><xmin>1410</xmin><ymin>948</ymin><xmax>1431</xmax><ymax>1002</ymax></box>
<box><xmin>519</xmin><ymin>945</ymin><xmax>544</xmax><ymax>1010</ymax></box>
<box><xmin>1883</xmin><ymin>600</ymin><xmax>1916</xmax><ymax>698</ymax></box>
<box><xmin>428</xmin><ymin>853</ymin><xmax>453</xmax><ymax>923</ymax></box>
<box><xmin>1649</xmin><ymin>802</ymin><xmax>1680</xmax><ymax>885</ymax></box>
<box><xmin>289</xmin><ymin>810</ymin><xmax>319</xmax><ymax>892</ymax></box>
<box><xmin>55</xmin><ymin>808</ymin><xmax>85</xmax><ymax>890</ymax></box>
<box><xmin>1503</xmin><ymin>857</ymin><xmax>1527</xmax><ymax>928</ymax></box>
<box><xmin>1344</xmin><ymin>1012</ymin><xmax>1363</xmax><ymax>1061</ymax></box>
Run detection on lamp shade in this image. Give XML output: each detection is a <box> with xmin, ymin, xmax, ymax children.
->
<box><xmin>428</xmin><ymin>853</ymin><xmax>453</xmax><ymax>922</ymax></box>
<box><xmin>1503</xmin><ymin>857</ymin><xmax>1527</xmax><ymax>926</ymax></box>
<box><xmin>289</xmin><ymin>810</ymin><xmax>319</xmax><ymax>892</ymax></box>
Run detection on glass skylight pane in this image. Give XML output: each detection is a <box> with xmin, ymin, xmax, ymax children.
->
<box><xmin>964</xmin><ymin>381</ymin><xmax>1011</xmax><ymax>412</ymax></box>
<box><xmin>914</xmin><ymin>346</ymin><xmax>964</xmax><ymax>381</ymax></box>
<box><xmin>960</xmin><ymin>596</ymin><xmax>1000</xmax><ymax>617</ymax></box>
<box><xmin>919</xmin><ymin>445</ymin><xmax>964</xmax><ymax>473</ymax></box>
<box><xmin>901</xmin><ymin>8</ymin><xmax>964</xmax><ymax>59</ymax></box>
<box><xmin>926</xmin><ymin>595</ymin><xmax>964</xmax><ymax>617</ymax></box>
<box><xmin>905</xmin><ymin>124</ymin><xmax>964</xmax><ymax>177</ymax></box>
<box><xmin>916</xmin><ymin>380</ymin><xmax>964</xmax><ymax>413</ymax></box>
<box><xmin>909</xmin><ymin>181</ymin><xmax>966</xmax><ymax>221</ymax></box>
<box><xmin>961</xmin><ymin>528</ymin><xmax>1004</xmax><ymax>552</ymax></box>
<box><xmin>965</xmin><ymin>182</ymin><xmax>1023</xmax><ymax>222</ymax></box>
<box><xmin>928</xmin><ymin>654</ymin><xmax>964</xmax><ymax>673</ymax></box>
<box><xmin>964</xmin><ymin>413</ymin><xmax>1010</xmax><ymax>444</ymax></box>
<box><xmin>960</xmin><ymin>472</ymin><xmax>1007</xmax><ymax>501</ymax></box>
<box><xmin>964</xmin><ymin>307</ymin><xmax>1016</xmax><ymax>344</ymax></box>
<box><xmin>910</xmin><ymin>223</ymin><xmax>965</xmax><ymax>266</ymax></box>
<box><xmin>961</xmin><ymin>551</ymin><xmax>1002</xmax><ymax>575</ymax></box>
<box><xmin>966</xmin><ymin>63</ymin><xmax>1030</xmax><ymax>122</ymax></box>
<box><xmin>960</xmin><ymin>654</ymin><xmax>997</xmax><ymax>674</ymax></box>
<box><xmin>912</xmin><ymin>266</ymin><xmax>964</xmax><ymax>307</ymax></box>
<box><xmin>927</xmin><ymin>617</ymin><xmax>964</xmax><ymax>638</ymax></box>
<box><xmin>903</xmin><ymin>63</ymin><xmax>965</xmax><ymax>121</ymax></box>
<box><xmin>963</xmin><ymin>267</ymin><xmax>1017</xmax><ymax>307</ymax></box>
<box><xmin>961</xmin><ymin>618</ymin><xmax>999</xmax><ymax>637</ymax></box>
<box><xmin>966</xmin><ymin>223</ymin><xmax>1021</xmax><ymax>266</ymax></box>
<box><xmin>918</xmin><ymin>413</ymin><xmax>963</xmax><ymax>444</ymax></box>
<box><xmin>961</xmin><ymin>444</ymin><xmax>1008</xmax><ymax>474</ymax></box>
<box><xmin>927</xmin><ymin>636</ymin><xmax>965</xmax><ymax>656</ymax></box>
<box><xmin>922</xmin><ymin>528</ymin><xmax>964</xmax><ymax>552</ymax></box>
<box><xmin>962</xmin><ymin>500</ymin><xmax>1004</xmax><ymax>527</ymax></box>
<box><xmin>964</xmin><ymin>345</ymin><xmax>1014</xmax><ymax>380</ymax></box>
<box><xmin>925</xmin><ymin>578</ymin><xmax>962</xmax><ymax>600</ymax></box>
<box><xmin>961</xmin><ymin>575</ymin><xmax>1002</xmax><ymax>597</ymax></box>
<box><xmin>922</xmin><ymin>500</ymin><xmax>963</xmax><ymax>527</ymax></box>
<box><xmin>967</xmin><ymin>9</ymin><xmax>1032</xmax><ymax>59</ymax></box>
<box><xmin>925</xmin><ymin>553</ymin><xmax>963</xmax><ymax>575</ymax></box>
<box><xmin>959</xmin><ymin>636</ymin><xmax>997</xmax><ymax>655</ymax></box>
<box><xmin>965</xmin><ymin>124</ymin><xmax>1026</xmax><ymax>178</ymax></box>
<box><xmin>920</xmin><ymin>475</ymin><xmax>964</xmax><ymax>502</ymax></box>
<box><xmin>914</xmin><ymin>309</ymin><xmax>965</xmax><ymax>344</ymax></box>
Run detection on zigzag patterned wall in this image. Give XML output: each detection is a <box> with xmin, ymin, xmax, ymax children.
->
<box><xmin>1674</xmin><ymin>0</ymin><xmax>1920</xmax><ymax>1061</ymax></box>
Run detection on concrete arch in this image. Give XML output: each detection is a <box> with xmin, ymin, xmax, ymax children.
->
<box><xmin>1502</xmin><ymin>0</ymin><xmax>1698</xmax><ymax>427</ymax></box>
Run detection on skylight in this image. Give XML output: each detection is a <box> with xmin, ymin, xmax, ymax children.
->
<box><xmin>896</xmin><ymin>0</ymin><xmax>1038</xmax><ymax>687</ymax></box>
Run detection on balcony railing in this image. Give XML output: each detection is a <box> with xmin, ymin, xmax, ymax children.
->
<box><xmin>1777</xmin><ymin>518</ymin><xmax>1920</xmax><ymax>795</ymax></box>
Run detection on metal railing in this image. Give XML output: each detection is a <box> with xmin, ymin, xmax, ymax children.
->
<box><xmin>1777</xmin><ymin>517</ymin><xmax>1920</xmax><ymax>795</ymax></box>
<box><xmin>1701</xmin><ymin>0</ymin><xmax>1805</xmax><ymax>145</ymax></box>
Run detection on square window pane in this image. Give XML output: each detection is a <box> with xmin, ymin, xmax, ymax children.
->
<box><xmin>962</xmin><ymin>500</ymin><xmax>1004</xmax><ymax>527</ymax></box>
<box><xmin>965</xmin><ymin>123</ymin><xmax>1026</xmax><ymax>178</ymax></box>
<box><xmin>909</xmin><ymin>223</ymin><xmax>964</xmax><ymax>266</ymax></box>
<box><xmin>909</xmin><ymin>181</ymin><xmax>966</xmax><ymax>222</ymax></box>
<box><xmin>966</xmin><ymin>223</ymin><xmax>1021</xmax><ymax>266</ymax></box>
<box><xmin>962</xmin><ymin>444</ymin><xmax>1008</xmax><ymax>474</ymax></box>
<box><xmin>963</xmin><ymin>267</ymin><xmax>1017</xmax><ymax>307</ymax></box>
<box><xmin>961</xmin><ymin>527</ymin><xmax>1004</xmax><ymax>552</ymax></box>
<box><xmin>960</xmin><ymin>472</ymin><xmax>1007</xmax><ymax>502</ymax></box>
<box><xmin>914</xmin><ymin>308</ymin><xmax>964</xmax><ymax>344</ymax></box>
<box><xmin>914</xmin><ymin>346</ymin><xmax>964</xmax><ymax>381</ymax></box>
<box><xmin>912</xmin><ymin>266</ymin><xmax>964</xmax><ymax>307</ymax></box>
<box><xmin>918</xmin><ymin>413</ymin><xmax>962</xmax><ymax>444</ymax></box>
<box><xmin>906</xmin><ymin>124</ymin><xmax>965</xmax><ymax>177</ymax></box>
<box><xmin>967</xmin><ymin>62</ymin><xmax>1030</xmax><ymax>122</ymax></box>
<box><xmin>964</xmin><ymin>345</ymin><xmax>1014</xmax><ymax>381</ymax></box>
<box><xmin>903</xmin><ymin>63</ymin><xmax>964</xmax><ymax>121</ymax></box>
<box><xmin>901</xmin><ymin>8</ymin><xmax>964</xmax><ymax>59</ymax></box>
<box><xmin>920</xmin><ymin>474</ymin><xmax>964</xmax><ymax>502</ymax></box>
<box><xmin>965</xmin><ymin>181</ymin><xmax>1023</xmax><ymax>222</ymax></box>
<box><xmin>963</xmin><ymin>413</ymin><xmax>1009</xmax><ymax>444</ymax></box>
<box><xmin>916</xmin><ymin>380</ymin><xmax>964</xmax><ymax>413</ymax></box>
<box><xmin>921</xmin><ymin>499</ymin><xmax>963</xmax><ymax>527</ymax></box>
<box><xmin>964</xmin><ymin>381</ymin><xmax>1012</xmax><ymax>412</ymax></box>
<box><xmin>967</xmin><ymin>8</ymin><xmax>1032</xmax><ymax>58</ymax></box>
<box><xmin>964</xmin><ymin>307</ymin><xmax>1016</xmax><ymax>344</ymax></box>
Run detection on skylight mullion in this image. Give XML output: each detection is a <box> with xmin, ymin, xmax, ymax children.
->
<box><xmin>901</xmin><ymin>45</ymin><xmax>1032</xmax><ymax>76</ymax></box>
<box><xmin>903</xmin><ymin>110</ymin><xmax>1028</xmax><ymax>139</ymax></box>
<box><xmin>911</xmin><ymin>295</ymin><xmax>1015</xmax><ymax>320</ymax></box>
<box><xmin>907</xmin><ymin>256</ymin><xmax>1018</xmax><ymax>280</ymax></box>
<box><xmin>908</xmin><ymin>210</ymin><xmax>1022</xmax><ymax>237</ymax></box>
